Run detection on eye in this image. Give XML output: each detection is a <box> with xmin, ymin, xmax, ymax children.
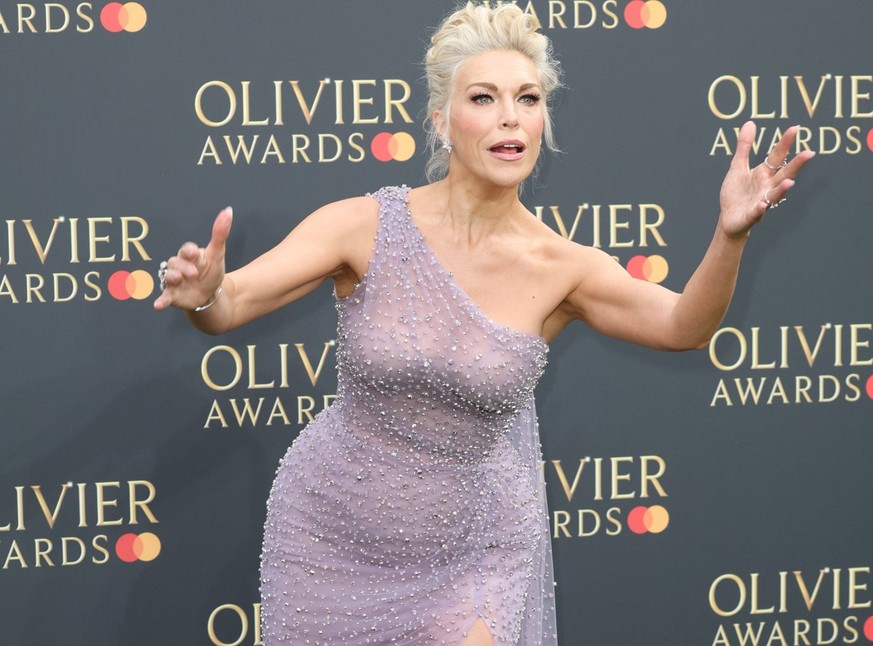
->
<box><xmin>519</xmin><ymin>93</ymin><xmax>542</xmax><ymax>105</ymax></box>
<box><xmin>470</xmin><ymin>93</ymin><xmax>493</xmax><ymax>104</ymax></box>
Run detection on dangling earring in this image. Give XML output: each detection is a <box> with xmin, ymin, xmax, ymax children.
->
<box><xmin>441</xmin><ymin>139</ymin><xmax>453</xmax><ymax>154</ymax></box>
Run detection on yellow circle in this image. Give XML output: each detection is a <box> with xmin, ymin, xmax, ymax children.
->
<box><xmin>392</xmin><ymin>132</ymin><xmax>416</xmax><ymax>162</ymax></box>
<box><xmin>122</xmin><ymin>3</ymin><xmax>148</xmax><ymax>32</ymax></box>
<box><xmin>644</xmin><ymin>1</ymin><xmax>667</xmax><ymax>29</ymax></box>
<box><xmin>136</xmin><ymin>532</ymin><xmax>162</xmax><ymax>561</ymax></box>
<box><xmin>646</xmin><ymin>505</ymin><xmax>670</xmax><ymax>533</ymax></box>
<box><xmin>644</xmin><ymin>254</ymin><xmax>669</xmax><ymax>283</ymax></box>
<box><xmin>127</xmin><ymin>269</ymin><xmax>154</xmax><ymax>300</ymax></box>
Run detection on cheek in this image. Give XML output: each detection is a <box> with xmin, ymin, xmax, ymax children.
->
<box><xmin>450</xmin><ymin>110</ymin><xmax>489</xmax><ymax>140</ymax></box>
<box><xmin>527</xmin><ymin>109</ymin><xmax>546</xmax><ymax>137</ymax></box>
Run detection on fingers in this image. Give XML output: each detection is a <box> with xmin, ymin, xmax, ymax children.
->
<box><xmin>207</xmin><ymin>207</ymin><xmax>233</xmax><ymax>257</ymax></box>
<box><xmin>152</xmin><ymin>254</ymin><xmax>203</xmax><ymax>311</ymax></box>
<box><xmin>153</xmin><ymin>206</ymin><xmax>233</xmax><ymax>312</ymax></box>
<box><xmin>731</xmin><ymin>120</ymin><xmax>757</xmax><ymax>169</ymax></box>
<box><xmin>762</xmin><ymin>126</ymin><xmax>817</xmax><ymax>179</ymax></box>
<box><xmin>764</xmin><ymin>125</ymin><xmax>798</xmax><ymax>167</ymax></box>
<box><xmin>738</xmin><ymin>123</ymin><xmax>814</xmax><ymax>179</ymax></box>
<box><xmin>778</xmin><ymin>147</ymin><xmax>815</xmax><ymax>180</ymax></box>
<box><xmin>760</xmin><ymin>179</ymin><xmax>795</xmax><ymax>212</ymax></box>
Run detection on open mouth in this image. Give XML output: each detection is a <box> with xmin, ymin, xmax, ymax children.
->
<box><xmin>489</xmin><ymin>142</ymin><xmax>525</xmax><ymax>154</ymax></box>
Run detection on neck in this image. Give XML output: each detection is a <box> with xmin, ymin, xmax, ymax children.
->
<box><xmin>432</xmin><ymin>174</ymin><xmax>524</xmax><ymax>236</ymax></box>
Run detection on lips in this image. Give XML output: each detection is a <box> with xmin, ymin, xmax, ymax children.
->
<box><xmin>488</xmin><ymin>140</ymin><xmax>526</xmax><ymax>160</ymax></box>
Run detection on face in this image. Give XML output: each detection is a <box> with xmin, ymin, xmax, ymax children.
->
<box><xmin>438</xmin><ymin>49</ymin><xmax>545</xmax><ymax>189</ymax></box>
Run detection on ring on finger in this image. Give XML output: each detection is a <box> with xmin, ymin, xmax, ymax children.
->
<box><xmin>764</xmin><ymin>155</ymin><xmax>788</xmax><ymax>172</ymax></box>
<box><xmin>764</xmin><ymin>188</ymin><xmax>787</xmax><ymax>210</ymax></box>
<box><xmin>158</xmin><ymin>260</ymin><xmax>168</xmax><ymax>291</ymax></box>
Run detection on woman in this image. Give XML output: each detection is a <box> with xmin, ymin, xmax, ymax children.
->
<box><xmin>154</xmin><ymin>4</ymin><xmax>812</xmax><ymax>645</ymax></box>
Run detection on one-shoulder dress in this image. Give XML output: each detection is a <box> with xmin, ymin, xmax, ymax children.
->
<box><xmin>260</xmin><ymin>185</ymin><xmax>557</xmax><ymax>645</ymax></box>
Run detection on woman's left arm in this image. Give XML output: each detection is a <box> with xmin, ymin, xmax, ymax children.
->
<box><xmin>560</xmin><ymin>121</ymin><xmax>815</xmax><ymax>350</ymax></box>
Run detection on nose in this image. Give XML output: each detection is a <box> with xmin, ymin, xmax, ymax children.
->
<box><xmin>500</xmin><ymin>98</ymin><xmax>519</xmax><ymax>129</ymax></box>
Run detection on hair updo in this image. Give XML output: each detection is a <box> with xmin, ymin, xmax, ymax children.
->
<box><xmin>424</xmin><ymin>2</ymin><xmax>562</xmax><ymax>182</ymax></box>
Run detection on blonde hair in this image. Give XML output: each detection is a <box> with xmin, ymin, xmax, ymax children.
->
<box><xmin>424</xmin><ymin>2</ymin><xmax>562</xmax><ymax>182</ymax></box>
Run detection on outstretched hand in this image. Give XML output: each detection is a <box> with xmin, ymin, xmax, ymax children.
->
<box><xmin>718</xmin><ymin>121</ymin><xmax>815</xmax><ymax>239</ymax></box>
<box><xmin>153</xmin><ymin>207</ymin><xmax>233</xmax><ymax>311</ymax></box>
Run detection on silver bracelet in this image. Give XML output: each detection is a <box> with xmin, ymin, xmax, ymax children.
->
<box><xmin>194</xmin><ymin>286</ymin><xmax>223</xmax><ymax>312</ymax></box>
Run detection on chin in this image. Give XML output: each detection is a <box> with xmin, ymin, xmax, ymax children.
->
<box><xmin>489</xmin><ymin>170</ymin><xmax>534</xmax><ymax>189</ymax></box>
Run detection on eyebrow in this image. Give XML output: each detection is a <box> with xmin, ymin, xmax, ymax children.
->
<box><xmin>465</xmin><ymin>82</ymin><xmax>542</xmax><ymax>92</ymax></box>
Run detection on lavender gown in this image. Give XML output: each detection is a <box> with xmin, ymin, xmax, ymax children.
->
<box><xmin>260</xmin><ymin>186</ymin><xmax>558</xmax><ymax>645</ymax></box>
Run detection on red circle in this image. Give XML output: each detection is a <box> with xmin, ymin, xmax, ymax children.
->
<box><xmin>108</xmin><ymin>270</ymin><xmax>132</xmax><ymax>300</ymax></box>
<box><xmin>627</xmin><ymin>506</ymin><xmax>649</xmax><ymax>534</ymax></box>
<box><xmin>101</xmin><ymin>3</ymin><xmax>124</xmax><ymax>32</ymax></box>
<box><xmin>115</xmin><ymin>533</ymin><xmax>139</xmax><ymax>562</ymax></box>
<box><xmin>624</xmin><ymin>1</ymin><xmax>646</xmax><ymax>29</ymax></box>
<box><xmin>370</xmin><ymin>132</ymin><xmax>394</xmax><ymax>162</ymax></box>
<box><xmin>863</xmin><ymin>615</ymin><xmax>873</xmax><ymax>641</ymax></box>
<box><xmin>866</xmin><ymin>128</ymin><xmax>873</xmax><ymax>153</ymax></box>
<box><xmin>865</xmin><ymin>375</ymin><xmax>873</xmax><ymax>400</ymax></box>
<box><xmin>626</xmin><ymin>255</ymin><xmax>647</xmax><ymax>279</ymax></box>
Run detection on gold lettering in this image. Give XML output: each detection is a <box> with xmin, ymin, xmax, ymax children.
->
<box><xmin>850</xmin><ymin>76</ymin><xmax>873</xmax><ymax>118</ymax></box>
<box><xmin>794</xmin><ymin>75</ymin><xmax>829</xmax><ymax>118</ymax></box>
<box><xmin>87</xmin><ymin>217</ymin><xmax>114</xmax><ymax>262</ymax></box>
<box><xmin>202</xmin><ymin>346</ymin><xmax>244</xmax><ymax>391</ymax></box>
<box><xmin>850</xmin><ymin>323</ymin><xmax>872</xmax><ymax>366</ymax></box>
<box><xmin>128</xmin><ymin>481</ymin><xmax>158</xmax><ymax>525</ymax></box>
<box><xmin>352</xmin><ymin>80</ymin><xmax>378</xmax><ymax>124</ymax></box>
<box><xmin>241</xmin><ymin>81</ymin><xmax>269</xmax><ymax>126</ymax></box>
<box><xmin>609</xmin><ymin>456</ymin><xmax>634</xmax><ymax>499</ymax></box>
<box><xmin>709</xmin><ymin>573</ymin><xmax>746</xmax><ymax>617</ymax></box>
<box><xmin>94</xmin><ymin>482</ymin><xmax>123</xmax><ymax>526</ymax></box>
<box><xmin>749</xmin><ymin>573</ymin><xmax>775</xmax><ymax>614</ymax></box>
<box><xmin>709</xmin><ymin>75</ymin><xmax>745</xmax><ymax>120</ymax></box>
<box><xmin>31</xmin><ymin>484</ymin><xmax>70</xmax><ymax>529</ymax></box>
<box><xmin>289</xmin><ymin>80</ymin><xmax>328</xmax><ymax>125</ymax></box>
<box><xmin>295</xmin><ymin>341</ymin><xmax>335</xmax><ymax>386</ymax></box>
<box><xmin>793</xmin><ymin>569</ymin><xmax>827</xmax><ymax>612</ymax></box>
<box><xmin>551</xmin><ymin>459</ymin><xmax>586</xmax><ymax>502</ymax></box>
<box><xmin>608</xmin><ymin>205</ymin><xmax>633</xmax><ymax>248</ymax></box>
<box><xmin>848</xmin><ymin>567</ymin><xmax>871</xmax><ymax>609</ymax></box>
<box><xmin>21</xmin><ymin>218</ymin><xmax>62</xmax><ymax>264</ymax></box>
<box><xmin>197</xmin><ymin>136</ymin><xmax>223</xmax><ymax>165</ymax></box>
<box><xmin>195</xmin><ymin>81</ymin><xmax>236</xmax><ymax>127</ymax></box>
<box><xmin>383</xmin><ymin>80</ymin><xmax>413</xmax><ymax>124</ymax></box>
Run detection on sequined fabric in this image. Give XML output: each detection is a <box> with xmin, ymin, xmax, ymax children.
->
<box><xmin>260</xmin><ymin>186</ymin><xmax>558</xmax><ymax>645</ymax></box>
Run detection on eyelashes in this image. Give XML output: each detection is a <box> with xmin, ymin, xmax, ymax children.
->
<box><xmin>469</xmin><ymin>92</ymin><xmax>542</xmax><ymax>105</ymax></box>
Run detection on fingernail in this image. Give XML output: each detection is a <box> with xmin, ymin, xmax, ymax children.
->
<box><xmin>226</xmin><ymin>206</ymin><xmax>233</xmax><ymax>216</ymax></box>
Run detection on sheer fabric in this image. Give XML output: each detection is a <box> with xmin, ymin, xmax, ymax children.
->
<box><xmin>260</xmin><ymin>186</ymin><xmax>557</xmax><ymax>644</ymax></box>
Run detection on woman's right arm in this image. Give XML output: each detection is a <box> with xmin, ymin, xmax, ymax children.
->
<box><xmin>152</xmin><ymin>196</ymin><xmax>378</xmax><ymax>335</ymax></box>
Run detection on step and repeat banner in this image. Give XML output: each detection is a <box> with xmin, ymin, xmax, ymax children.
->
<box><xmin>2</xmin><ymin>1</ymin><xmax>871</xmax><ymax>644</ymax></box>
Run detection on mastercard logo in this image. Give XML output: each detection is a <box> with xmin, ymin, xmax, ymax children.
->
<box><xmin>100</xmin><ymin>2</ymin><xmax>148</xmax><ymax>33</ymax></box>
<box><xmin>627</xmin><ymin>505</ymin><xmax>670</xmax><ymax>534</ymax></box>
<box><xmin>108</xmin><ymin>269</ymin><xmax>154</xmax><ymax>300</ymax></box>
<box><xmin>370</xmin><ymin>132</ymin><xmax>416</xmax><ymax>162</ymax></box>
<box><xmin>866</xmin><ymin>375</ymin><xmax>873</xmax><ymax>400</ymax></box>
<box><xmin>867</xmin><ymin>128</ymin><xmax>873</xmax><ymax>152</ymax></box>
<box><xmin>626</xmin><ymin>254</ymin><xmax>669</xmax><ymax>283</ymax></box>
<box><xmin>115</xmin><ymin>532</ymin><xmax>161</xmax><ymax>562</ymax></box>
<box><xmin>624</xmin><ymin>1</ymin><xmax>667</xmax><ymax>29</ymax></box>
<box><xmin>863</xmin><ymin>615</ymin><xmax>873</xmax><ymax>641</ymax></box>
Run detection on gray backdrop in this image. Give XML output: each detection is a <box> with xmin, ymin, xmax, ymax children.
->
<box><xmin>2</xmin><ymin>1</ymin><xmax>872</xmax><ymax>644</ymax></box>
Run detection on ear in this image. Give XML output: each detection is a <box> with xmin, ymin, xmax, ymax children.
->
<box><xmin>432</xmin><ymin>110</ymin><xmax>447</xmax><ymax>140</ymax></box>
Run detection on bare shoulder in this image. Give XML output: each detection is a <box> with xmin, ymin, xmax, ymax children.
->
<box><xmin>303</xmin><ymin>194</ymin><xmax>380</xmax><ymax>238</ymax></box>
<box><xmin>523</xmin><ymin>213</ymin><xmax>633</xmax><ymax>336</ymax></box>
<box><xmin>522</xmin><ymin>212</ymin><xmax>616</xmax><ymax>279</ymax></box>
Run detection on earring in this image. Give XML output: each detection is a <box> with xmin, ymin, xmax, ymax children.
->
<box><xmin>441</xmin><ymin>139</ymin><xmax>453</xmax><ymax>153</ymax></box>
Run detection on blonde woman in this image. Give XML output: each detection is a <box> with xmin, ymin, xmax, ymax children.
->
<box><xmin>155</xmin><ymin>4</ymin><xmax>812</xmax><ymax>644</ymax></box>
